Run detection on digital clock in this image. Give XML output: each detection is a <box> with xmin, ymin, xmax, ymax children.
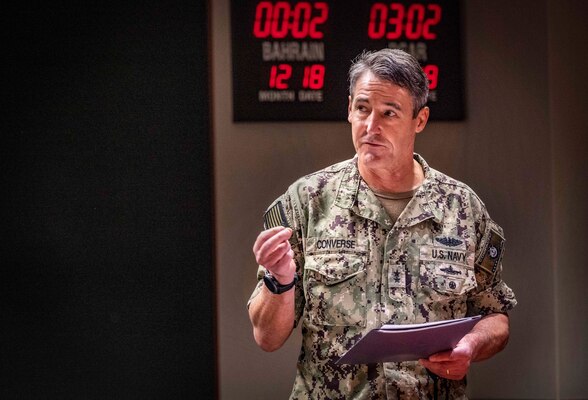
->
<box><xmin>231</xmin><ymin>0</ymin><xmax>463</xmax><ymax>122</ymax></box>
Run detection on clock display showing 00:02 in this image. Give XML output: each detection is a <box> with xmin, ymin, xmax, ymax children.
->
<box><xmin>231</xmin><ymin>0</ymin><xmax>464</xmax><ymax>121</ymax></box>
<box><xmin>252</xmin><ymin>1</ymin><xmax>328</xmax><ymax>39</ymax></box>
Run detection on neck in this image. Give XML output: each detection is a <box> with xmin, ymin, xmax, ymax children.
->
<box><xmin>358</xmin><ymin>156</ymin><xmax>424</xmax><ymax>193</ymax></box>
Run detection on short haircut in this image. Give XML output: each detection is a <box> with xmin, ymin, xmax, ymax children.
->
<box><xmin>348</xmin><ymin>48</ymin><xmax>429</xmax><ymax>118</ymax></box>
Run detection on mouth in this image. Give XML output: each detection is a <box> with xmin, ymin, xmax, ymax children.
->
<box><xmin>361</xmin><ymin>140</ymin><xmax>385</xmax><ymax>148</ymax></box>
<box><xmin>360</xmin><ymin>134</ymin><xmax>386</xmax><ymax>147</ymax></box>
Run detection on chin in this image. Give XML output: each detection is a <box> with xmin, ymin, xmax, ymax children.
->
<box><xmin>359</xmin><ymin>153</ymin><xmax>386</xmax><ymax>167</ymax></box>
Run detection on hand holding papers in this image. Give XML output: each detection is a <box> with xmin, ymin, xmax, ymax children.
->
<box><xmin>336</xmin><ymin>315</ymin><xmax>481</xmax><ymax>364</ymax></box>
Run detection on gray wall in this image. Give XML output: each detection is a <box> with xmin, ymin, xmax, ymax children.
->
<box><xmin>212</xmin><ymin>0</ymin><xmax>588</xmax><ymax>398</ymax></box>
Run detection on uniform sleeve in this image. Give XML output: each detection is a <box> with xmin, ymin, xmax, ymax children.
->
<box><xmin>246</xmin><ymin>189</ymin><xmax>306</xmax><ymax>327</ymax></box>
<box><xmin>467</xmin><ymin>214</ymin><xmax>517</xmax><ymax>316</ymax></box>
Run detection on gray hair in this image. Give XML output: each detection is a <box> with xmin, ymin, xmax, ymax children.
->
<box><xmin>348</xmin><ymin>48</ymin><xmax>429</xmax><ymax>118</ymax></box>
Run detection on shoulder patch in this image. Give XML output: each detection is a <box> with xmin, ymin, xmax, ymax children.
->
<box><xmin>263</xmin><ymin>201</ymin><xmax>289</xmax><ymax>229</ymax></box>
<box><xmin>475</xmin><ymin>224</ymin><xmax>505</xmax><ymax>282</ymax></box>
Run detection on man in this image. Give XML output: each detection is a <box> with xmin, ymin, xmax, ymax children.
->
<box><xmin>248</xmin><ymin>49</ymin><xmax>517</xmax><ymax>399</ymax></box>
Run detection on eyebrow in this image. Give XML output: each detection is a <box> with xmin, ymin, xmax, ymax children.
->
<box><xmin>385</xmin><ymin>102</ymin><xmax>402</xmax><ymax>111</ymax></box>
<box><xmin>354</xmin><ymin>96</ymin><xmax>402</xmax><ymax>111</ymax></box>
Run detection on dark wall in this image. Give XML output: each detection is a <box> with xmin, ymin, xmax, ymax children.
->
<box><xmin>3</xmin><ymin>2</ymin><xmax>216</xmax><ymax>399</ymax></box>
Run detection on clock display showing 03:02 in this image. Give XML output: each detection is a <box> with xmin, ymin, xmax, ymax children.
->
<box><xmin>368</xmin><ymin>2</ymin><xmax>442</xmax><ymax>39</ymax></box>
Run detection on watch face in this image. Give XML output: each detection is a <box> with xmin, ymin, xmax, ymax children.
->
<box><xmin>263</xmin><ymin>273</ymin><xmax>279</xmax><ymax>293</ymax></box>
<box><xmin>263</xmin><ymin>272</ymin><xmax>296</xmax><ymax>294</ymax></box>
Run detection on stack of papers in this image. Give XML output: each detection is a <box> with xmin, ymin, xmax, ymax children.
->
<box><xmin>336</xmin><ymin>315</ymin><xmax>481</xmax><ymax>364</ymax></box>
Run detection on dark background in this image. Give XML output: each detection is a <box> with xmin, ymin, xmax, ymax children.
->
<box><xmin>3</xmin><ymin>1</ymin><xmax>216</xmax><ymax>398</ymax></box>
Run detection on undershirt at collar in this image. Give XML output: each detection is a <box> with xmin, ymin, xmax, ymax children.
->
<box><xmin>372</xmin><ymin>187</ymin><xmax>419</xmax><ymax>224</ymax></box>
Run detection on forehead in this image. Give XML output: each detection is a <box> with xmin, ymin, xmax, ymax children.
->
<box><xmin>352</xmin><ymin>71</ymin><xmax>412</xmax><ymax>105</ymax></box>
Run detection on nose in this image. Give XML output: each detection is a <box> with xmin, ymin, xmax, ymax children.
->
<box><xmin>366</xmin><ymin>111</ymin><xmax>381</xmax><ymax>135</ymax></box>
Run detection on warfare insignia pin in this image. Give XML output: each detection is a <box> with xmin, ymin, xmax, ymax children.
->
<box><xmin>435</xmin><ymin>236</ymin><xmax>463</xmax><ymax>247</ymax></box>
<box><xmin>440</xmin><ymin>265</ymin><xmax>462</xmax><ymax>276</ymax></box>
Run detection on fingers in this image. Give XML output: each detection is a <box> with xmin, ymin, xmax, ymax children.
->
<box><xmin>253</xmin><ymin>226</ymin><xmax>294</xmax><ymax>275</ymax></box>
<box><xmin>427</xmin><ymin>350</ymin><xmax>453</xmax><ymax>363</ymax></box>
<box><xmin>253</xmin><ymin>226</ymin><xmax>292</xmax><ymax>262</ymax></box>
<box><xmin>253</xmin><ymin>226</ymin><xmax>291</xmax><ymax>252</ymax></box>
<box><xmin>418</xmin><ymin>338</ymin><xmax>474</xmax><ymax>380</ymax></box>
<box><xmin>419</xmin><ymin>357</ymin><xmax>470</xmax><ymax>381</ymax></box>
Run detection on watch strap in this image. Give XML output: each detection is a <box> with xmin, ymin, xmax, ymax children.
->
<box><xmin>263</xmin><ymin>271</ymin><xmax>298</xmax><ymax>294</ymax></box>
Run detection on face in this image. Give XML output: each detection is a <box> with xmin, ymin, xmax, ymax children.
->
<box><xmin>348</xmin><ymin>71</ymin><xmax>429</xmax><ymax>173</ymax></box>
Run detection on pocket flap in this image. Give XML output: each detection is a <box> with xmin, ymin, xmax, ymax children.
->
<box><xmin>305</xmin><ymin>252</ymin><xmax>366</xmax><ymax>285</ymax></box>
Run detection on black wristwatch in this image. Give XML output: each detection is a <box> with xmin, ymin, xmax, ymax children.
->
<box><xmin>263</xmin><ymin>271</ymin><xmax>298</xmax><ymax>294</ymax></box>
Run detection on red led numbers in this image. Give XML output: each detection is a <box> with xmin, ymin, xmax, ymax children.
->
<box><xmin>269</xmin><ymin>64</ymin><xmax>325</xmax><ymax>90</ymax></box>
<box><xmin>302</xmin><ymin>65</ymin><xmax>325</xmax><ymax>89</ymax></box>
<box><xmin>368</xmin><ymin>3</ymin><xmax>442</xmax><ymax>40</ymax></box>
<box><xmin>423</xmin><ymin>64</ymin><xmax>438</xmax><ymax>90</ymax></box>
<box><xmin>253</xmin><ymin>1</ymin><xmax>329</xmax><ymax>39</ymax></box>
<box><xmin>269</xmin><ymin>64</ymin><xmax>293</xmax><ymax>89</ymax></box>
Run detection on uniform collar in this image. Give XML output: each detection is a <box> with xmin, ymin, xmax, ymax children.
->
<box><xmin>335</xmin><ymin>154</ymin><xmax>443</xmax><ymax>229</ymax></box>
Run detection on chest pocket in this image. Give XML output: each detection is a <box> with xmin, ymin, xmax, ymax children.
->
<box><xmin>304</xmin><ymin>250</ymin><xmax>367</xmax><ymax>327</ymax></box>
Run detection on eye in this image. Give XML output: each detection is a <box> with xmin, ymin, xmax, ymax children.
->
<box><xmin>355</xmin><ymin>104</ymin><xmax>368</xmax><ymax>113</ymax></box>
<box><xmin>384</xmin><ymin>109</ymin><xmax>396</xmax><ymax>117</ymax></box>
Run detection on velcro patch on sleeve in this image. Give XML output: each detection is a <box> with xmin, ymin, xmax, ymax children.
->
<box><xmin>263</xmin><ymin>201</ymin><xmax>290</xmax><ymax>229</ymax></box>
<box><xmin>475</xmin><ymin>225</ymin><xmax>505</xmax><ymax>280</ymax></box>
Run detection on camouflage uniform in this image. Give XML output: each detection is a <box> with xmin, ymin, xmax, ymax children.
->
<box><xmin>249</xmin><ymin>154</ymin><xmax>517</xmax><ymax>399</ymax></box>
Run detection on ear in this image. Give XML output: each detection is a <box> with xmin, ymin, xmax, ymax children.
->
<box><xmin>347</xmin><ymin>96</ymin><xmax>353</xmax><ymax>123</ymax></box>
<box><xmin>415</xmin><ymin>106</ymin><xmax>429</xmax><ymax>133</ymax></box>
